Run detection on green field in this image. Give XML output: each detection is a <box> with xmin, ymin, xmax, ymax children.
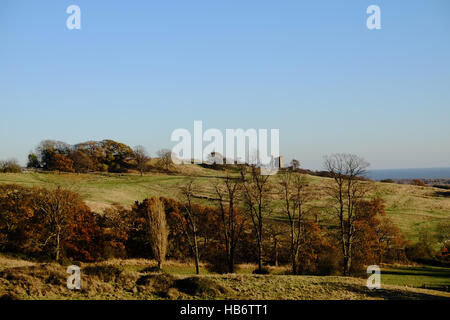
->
<box><xmin>1</xmin><ymin>167</ymin><xmax>449</xmax><ymax>242</ymax></box>
<box><xmin>382</xmin><ymin>265</ymin><xmax>450</xmax><ymax>292</ymax></box>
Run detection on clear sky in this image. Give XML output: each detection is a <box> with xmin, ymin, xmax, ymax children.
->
<box><xmin>1</xmin><ymin>0</ymin><xmax>449</xmax><ymax>170</ymax></box>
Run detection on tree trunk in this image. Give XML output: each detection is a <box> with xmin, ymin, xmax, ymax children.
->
<box><xmin>257</xmin><ymin>237</ymin><xmax>263</xmax><ymax>271</ymax></box>
<box><xmin>229</xmin><ymin>245</ymin><xmax>235</xmax><ymax>273</ymax></box>
<box><xmin>274</xmin><ymin>238</ymin><xmax>278</xmax><ymax>267</ymax></box>
<box><xmin>56</xmin><ymin>229</ymin><xmax>61</xmax><ymax>262</ymax></box>
<box><xmin>193</xmin><ymin>233</ymin><xmax>200</xmax><ymax>275</ymax></box>
<box><xmin>290</xmin><ymin>225</ymin><xmax>297</xmax><ymax>275</ymax></box>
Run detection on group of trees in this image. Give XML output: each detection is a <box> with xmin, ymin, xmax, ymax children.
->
<box><xmin>26</xmin><ymin>140</ymin><xmax>166</xmax><ymax>174</ymax></box>
<box><xmin>0</xmin><ymin>184</ymin><xmax>103</xmax><ymax>262</ymax></box>
<box><xmin>0</xmin><ymin>159</ymin><xmax>21</xmax><ymax>173</ymax></box>
<box><xmin>105</xmin><ymin>155</ymin><xmax>406</xmax><ymax>275</ymax></box>
<box><xmin>4</xmin><ymin>153</ymin><xmax>443</xmax><ymax>276</ymax></box>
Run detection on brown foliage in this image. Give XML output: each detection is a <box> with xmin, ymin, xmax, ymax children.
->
<box><xmin>145</xmin><ymin>198</ymin><xmax>169</xmax><ymax>269</ymax></box>
<box><xmin>411</xmin><ymin>179</ymin><xmax>427</xmax><ymax>187</ymax></box>
<box><xmin>46</xmin><ymin>154</ymin><xmax>75</xmax><ymax>172</ymax></box>
<box><xmin>0</xmin><ymin>184</ymin><xmax>102</xmax><ymax>262</ymax></box>
<box><xmin>350</xmin><ymin>199</ymin><xmax>407</xmax><ymax>274</ymax></box>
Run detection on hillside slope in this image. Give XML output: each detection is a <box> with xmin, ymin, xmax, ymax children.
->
<box><xmin>0</xmin><ymin>167</ymin><xmax>449</xmax><ymax>242</ymax></box>
<box><xmin>0</xmin><ymin>255</ymin><xmax>449</xmax><ymax>300</ymax></box>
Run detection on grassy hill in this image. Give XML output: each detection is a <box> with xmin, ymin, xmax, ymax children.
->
<box><xmin>0</xmin><ymin>166</ymin><xmax>449</xmax><ymax>242</ymax></box>
<box><xmin>1</xmin><ymin>168</ymin><xmax>450</xmax><ymax>300</ymax></box>
<box><xmin>0</xmin><ymin>254</ymin><xmax>449</xmax><ymax>300</ymax></box>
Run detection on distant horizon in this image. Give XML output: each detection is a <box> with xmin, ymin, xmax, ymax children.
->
<box><xmin>367</xmin><ymin>167</ymin><xmax>450</xmax><ymax>180</ymax></box>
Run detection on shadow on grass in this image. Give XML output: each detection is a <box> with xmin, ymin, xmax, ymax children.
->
<box><xmin>335</xmin><ymin>283</ymin><xmax>450</xmax><ymax>300</ymax></box>
<box><xmin>382</xmin><ymin>269</ymin><xmax>450</xmax><ymax>278</ymax></box>
<box><xmin>435</xmin><ymin>191</ymin><xmax>450</xmax><ymax>198</ymax></box>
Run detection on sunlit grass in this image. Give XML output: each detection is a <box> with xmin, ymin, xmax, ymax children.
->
<box><xmin>381</xmin><ymin>265</ymin><xmax>450</xmax><ymax>292</ymax></box>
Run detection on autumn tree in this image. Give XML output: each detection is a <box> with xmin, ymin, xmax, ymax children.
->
<box><xmin>101</xmin><ymin>140</ymin><xmax>135</xmax><ymax>173</ymax></box>
<box><xmin>0</xmin><ymin>184</ymin><xmax>102</xmax><ymax>261</ymax></box>
<box><xmin>0</xmin><ymin>185</ymin><xmax>34</xmax><ymax>252</ymax></box>
<box><xmin>98</xmin><ymin>205</ymin><xmax>131</xmax><ymax>259</ymax></box>
<box><xmin>411</xmin><ymin>179</ymin><xmax>427</xmax><ymax>187</ymax></box>
<box><xmin>47</xmin><ymin>154</ymin><xmax>75</xmax><ymax>172</ymax></box>
<box><xmin>133</xmin><ymin>145</ymin><xmax>150</xmax><ymax>176</ymax></box>
<box><xmin>33</xmin><ymin>187</ymin><xmax>83</xmax><ymax>261</ymax></box>
<box><xmin>69</xmin><ymin>149</ymin><xmax>94</xmax><ymax>173</ymax></box>
<box><xmin>240</xmin><ymin>166</ymin><xmax>272</xmax><ymax>272</ymax></box>
<box><xmin>34</xmin><ymin>140</ymin><xmax>74</xmax><ymax>172</ymax></box>
<box><xmin>324</xmin><ymin>153</ymin><xmax>371</xmax><ymax>275</ymax></box>
<box><xmin>74</xmin><ymin>141</ymin><xmax>106</xmax><ymax>171</ymax></box>
<box><xmin>145</xmin><ymin>198</ymin><xmax>169</xmax><ymax>270</ymax></box>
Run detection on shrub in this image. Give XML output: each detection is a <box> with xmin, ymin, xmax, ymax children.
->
<box><xmin>411</xmin><ymin>179</ymin><xmax>427</xmax><ymax>187</ymax></box>
<box><xmin>405</xmin><ymin>231</ymin><xmax>437</xmax><ymax>263</ymax></box>
<box><xmin>317</xmin><ymin>246</ymin><xmax>341</xmax><ymax>276</ymax></box>
<box><xmin>136</xmin><ymin>273</ymin><xmax>176</xmax><ymax>295</ymax></box>
<box><xmin>0</xmin><ymin>159</ymin><xmax>22</xmax><ymax>173</ymax></box>
<box><xmin>252</xmin><ymin>267</ymin><xmax>270</xmax><ymax>275</ymax></box>
<box><xmin>175</xmin><ymin>277</ymin><xmax>229</xmax><ymax>297</ymax></box>
<box><xmin>27</xmin><ymin>153</ymin><xmax>40</xmax><ymax>169</ymax></box>
<box><xmin>206</xmin><ymin>255</ymin><xmax>231</xmax><ymax>274</ymax></box>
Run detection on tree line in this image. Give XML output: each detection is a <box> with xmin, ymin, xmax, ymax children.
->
<box><xmin>1</xmin><ymin>153</ymin><xmax>448</xmax><ymax>275</ymax></box>
<box><xmin>5</xmin><ymin>154</ymin><xmax>448</xmax><ymax>275</ymax></box>
<box><xmin>25</xmin><ymin>139</ymin><xmax>172</xmax><ymax>175</ymax></box>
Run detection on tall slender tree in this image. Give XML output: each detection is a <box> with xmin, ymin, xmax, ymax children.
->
<box><xmin>324</xmin><ymin>153</ymin><xmax>370</xmax><ymax>275</ymax></box>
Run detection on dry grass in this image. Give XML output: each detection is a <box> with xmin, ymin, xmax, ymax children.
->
<box><xmin>0</xmin><ymin>255</ymin><xmax>448</xmax><ymax>300</ymax></box>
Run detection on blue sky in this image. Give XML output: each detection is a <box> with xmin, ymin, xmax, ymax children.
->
<box><xmin>1</xmin><ymin>0</ymin><xmax>449</xmax><ymax>170</ymax></box>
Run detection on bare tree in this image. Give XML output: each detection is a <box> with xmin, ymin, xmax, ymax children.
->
<box><xmin>0</xmin><ymin>158</ymin><xmax>22</xmax><ymax>173</ymax></box>
<box><xmin>290</xmin><ymin>159</ymin><xmax>300</xmax><ymax>170</ymax></box>
<box><xmin>324</xmin><ymin>153</ymin><xmax>370</xmax><ymax>275</ymax></box>
<box><xmin>146</xmin><ymin>198</ymin><xmax>169</xmax><ymax>270</ymax></box>
<box><xmin>157</xmin><ymin>149</ymin><xmax>173</xmax><ymax>172</ymax></box>
<box><xmin>134</xmin><ymin>145</ymin><xmax>150</xmax><ymax>176</ymax></box>
<box><xmin>279</xmin><ymin>170</ymin><xmax>310</xmax><ymax>274</ymax></box>
<box><xmin>265</xmin><ymin>222</ymin><xmax>286</xmax><ymax>267</ymax></box>
<box><xmin>213</xmin><ymin>175</ymin><xmax>246</xmax><ymax>273</ymax></box>
<box><xmin>33</xmin><ymin>187</ymin><xmax>76</xmax><ymax>261</ymax></box>
<box><xmin>206</xmin><ymin>152</ymin><xmax>224</xmax><ymax>167</ymax></box>
<box><xmin>240</xmin><ymin>166</ymin><xmax>272</xmax><ymax>272</ymax></box>
<box><xmin>179</xmin><ymin>180</ymin><xmax>201</xmax><ymax>274</ymax></box>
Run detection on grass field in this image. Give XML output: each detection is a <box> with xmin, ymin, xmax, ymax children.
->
<box><xmin>1</xmin><ymin>168</ymin><xmax>449</xmax><ymax>300</ymax></box>
<box><xmin>0</xmin><ymin>167</ymin><xmax>449</xmax><ymax>242</ymax></box>
<box><xmin>0</xmin><ymin>254</ymin><xmax>449</xmax><ymax>300</ymax></box>
<box><xmin>382</xmin><ymin>265</ymin><xmax>450</xmax><ymax>292</ymax></box>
